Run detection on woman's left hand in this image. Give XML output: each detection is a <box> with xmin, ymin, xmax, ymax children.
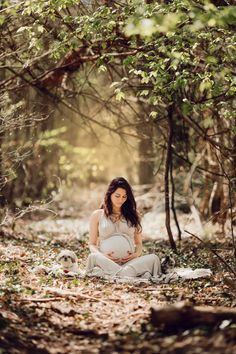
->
<box><xmin>120</xmin><ymin>251</ymin><xmax>138</xmax><ymax>264</ymax></box>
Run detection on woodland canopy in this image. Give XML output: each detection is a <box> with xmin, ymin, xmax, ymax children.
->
<box><xmin>0</xmin><ymin>0</ymin><xmax>235</xmax><ymax>246</ymax></box>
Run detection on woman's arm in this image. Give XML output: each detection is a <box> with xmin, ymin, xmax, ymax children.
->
<box><xmin>120</xmin><ymin>229</ymin><xmax>143</xmax><ymax>263</ymax></box>
<box><xmin>88</xmin><ymin>210</ymin><xmax>122</xmax><ymax>263</ymax></box>
<box><xmin>134</xmin><ymin>230</ymin><xmax>143</xmax><ymax>257</ymax></box>
<box><xmin>88</xmin><ymin>210</ymin><xmax>101</xmax><ymax>253</ymax></box>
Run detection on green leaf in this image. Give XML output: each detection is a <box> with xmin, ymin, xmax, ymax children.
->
<box><xmin>181</xmin><ymin>101</ymin><xmax>192</xmax><ymax>116</ymax></box>
<box><xmin>199</xmin><ymin>80</ymin><xmax>212</xmax><ymax>93</ymax></box>
<box><xmin>0</xmin><ymin>15</ymin><xmax>5</xmax><ymax>25</ymax></box>
<box><xmin>98</xmin><ymin>65</ymin><xmax>107</xmax><ymax>73</ymax></box>
<box><xmin>110</xmin><ymin>82</ymin><xmax>120</xmax><ymax>88</ymax></box>
<box><xmin>140</xmin><ymin>90</ymin><xmax>149</xmax><ymax>96</ymax></box>
<box><xmin>115</xmin><ymin>88</ymin><xmax>125</xmax><ymax>101</ymax></box>
<box><xmin>123</xmin><ymin>56</ymin><xmax>135</xmax><ymax>66</ymax></box>
<box><xmin>203</xmin><ymin>117</ymin><xmax>214</xmax><ymax>129</ymax></box>
<box><xmin>149</xmin><ymin>111</ymin><xmax>158</xmax><ymax>119</ymax></box>
<box><xmin>139</xmin><ymin>18</ymin><xmax>156</xmax><ymax>37</ymax></box>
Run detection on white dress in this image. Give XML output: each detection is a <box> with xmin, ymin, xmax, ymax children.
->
<box><xmin>85</xmin><ymin>211</ymin><xmax>161</xmax><ymax>278</ymax></box>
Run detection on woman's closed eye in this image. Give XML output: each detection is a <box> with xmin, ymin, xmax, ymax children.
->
<box><xmin>115</xmin><ymin>194</ymin><xmax>127</xmax><ymax>200</ymax></box>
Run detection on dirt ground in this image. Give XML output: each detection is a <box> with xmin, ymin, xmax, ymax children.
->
<box><xmin>0</xmin><ymin>187</ymin><xmax>236</xmax><ymax>353</ymax></box>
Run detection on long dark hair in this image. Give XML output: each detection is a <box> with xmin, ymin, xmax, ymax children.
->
<box><xmin>101</xmin><ymin>177</ymin><xmax>142</xmax><ymax>230</ymax></box>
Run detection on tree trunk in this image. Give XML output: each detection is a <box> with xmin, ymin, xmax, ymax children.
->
<box><xmin>0</xmin><ymin>66</ymin><xmax>6</xmax><ymax>207</ymax></box>
<box><xmin>0</xmin><ymin>131</ymin><xmax>5</xmax><ymax>207</ymax></box>
<box><xmin>170</xmin><ymin>154</ymin><xmax>181</xmax><ymax>240</ymax></box>
<box><xmin>165</xmin><ymin>106</ymin><xmax>176</xmax><ymax>250</ymax></box>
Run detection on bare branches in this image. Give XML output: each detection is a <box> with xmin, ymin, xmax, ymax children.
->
<box><xmin>184</xmin><ymin>230</ymin><xmax>236</xmax><ymax>277</ymax></box>
<box><xmin>177</xmin><ymin>107</ymin><xmax>233</xmax><ymax>156</ymax></box>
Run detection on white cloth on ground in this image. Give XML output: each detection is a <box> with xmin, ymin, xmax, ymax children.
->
<box><xmin>172</xmin><ymin>267</ymin><xmax>212</xmax><ymax>279</ymax></box>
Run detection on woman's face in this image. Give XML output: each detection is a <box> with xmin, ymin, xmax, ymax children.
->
<box><xmin>110</xmin><ymin>187</ymin><xmax>127</xmax><ymax>210</ymax></box>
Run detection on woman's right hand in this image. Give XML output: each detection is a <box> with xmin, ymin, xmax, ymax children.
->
<box><xmin>105</xmin><ymin>252</ymin><xmax>121</xmax><ymax>263</ymax></box>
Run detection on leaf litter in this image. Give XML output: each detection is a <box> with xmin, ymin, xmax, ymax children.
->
<box><xmin>0</xmin><ymin>208</ymin><xmax>236</xmax><ymax>353</ymax></box>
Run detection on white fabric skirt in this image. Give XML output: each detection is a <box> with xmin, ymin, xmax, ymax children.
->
<box><xmin>85</xmin><ymin>252</ymin><xmax>161</xmax><ymax>278</ymax></box>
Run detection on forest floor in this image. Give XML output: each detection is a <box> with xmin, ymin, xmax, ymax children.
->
<box><xmin>0</xmin><ymin>186</ymin><xmax>236</xmax><ymax>353</ymax></box>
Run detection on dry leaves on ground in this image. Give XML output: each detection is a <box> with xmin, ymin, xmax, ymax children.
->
<box><xmin>0</xmin><ymin>218</ymin><xmax>236</xmax><ymax>354</ymax></box>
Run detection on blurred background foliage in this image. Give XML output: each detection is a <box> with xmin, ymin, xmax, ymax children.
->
<box><xmin>0</xmin><ymin>0</ymin><xmax>235</xmax><ymax>241</ymax></box>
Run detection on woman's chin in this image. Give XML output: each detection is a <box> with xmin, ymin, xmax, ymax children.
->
<box><xmin>115</xmin><ymin>204</ymin><xmax>123</xmax><ymax>208</ymax></box>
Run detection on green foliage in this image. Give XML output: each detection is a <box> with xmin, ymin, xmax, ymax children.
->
<box><xmin>3</xmin><ymin>0</ymin><xmax>234</xmax><ymax>123</ymax></box>
<box><xmin>1</xmin><ymin>0</ymin><xmax>235</xmax><ymax>205</ymax></box>
<box><xmin>114</xmin><ymin>88</ymin><xmax>125</xmax><ymax>101</ymax></box>
<box><xmin>36</xmin><ymin>127</ymin><xmax>105</xmax><ymax>186</ymax></box>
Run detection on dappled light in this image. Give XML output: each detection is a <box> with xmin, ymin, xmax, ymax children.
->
<box><xmin>0</xmin><ymin>0</ymin><xmax>236</xmax><ymax>353</ymax></box>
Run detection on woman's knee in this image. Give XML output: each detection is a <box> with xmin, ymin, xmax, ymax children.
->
<box><xmin>89</xmin><ymin>252</ymin><xmax>104</xmax><ymax>259</ymax></box>
<box><xmin>87</xmin><ymin>252</ymin><xmax>104</xmax><ymax>265</ymax></box>
<box><xmin>88</xmin><ymin>253</ymin><xmax>97</xmax><ymax>262</ymax></box>
<box><xmin>148</xmin><ymin>253</ymin><xmax>160</xmax><ymax>262</ymax></box>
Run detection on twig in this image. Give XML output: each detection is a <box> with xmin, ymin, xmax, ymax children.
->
<box><xmin>184</xmin><ymin>230</ymin><xmax>236</xmax><ymax>277</ymax></box>
<box><xmin>44</xmin><ymin>287</ymin><xmax>109</xmax><ymax>304</ymax></box>
<box><xmin>19</xmin><ymin>297</ymin><xmax>63</xmax><ymax>303</ymax></box>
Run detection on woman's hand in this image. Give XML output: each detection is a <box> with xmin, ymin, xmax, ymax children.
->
<box><xmin>105</xmin><ymin>252</ymin><xmax>121</xmax><ymax>263</ymax></box>
<box><xmin>120</xmin><ymin>251</ymin><xmax>138</xmax><ymax>264</ymax></box>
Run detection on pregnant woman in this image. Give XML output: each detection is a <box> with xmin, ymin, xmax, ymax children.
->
<box><xmin>85</xmin><ymin>177</ymin><xmax>162</xmax><ymax>279</ymax></box>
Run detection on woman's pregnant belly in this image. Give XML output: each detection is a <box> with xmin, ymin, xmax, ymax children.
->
<box><xmin>100</xmin><ymin>233</ymin><xmax>135</xmax><ymax>259</ymax></box>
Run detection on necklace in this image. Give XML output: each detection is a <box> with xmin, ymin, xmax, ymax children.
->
<box><xmin>110</xmin><ymin>212</ymin><xmax>122</xmax><ymax>222</ymax></box>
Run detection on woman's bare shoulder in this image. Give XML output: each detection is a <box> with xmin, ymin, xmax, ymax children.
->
<box><xmin>90</xmin><ymin>209</ymin><xmax>103</xmax><ymax>221</ymax></box>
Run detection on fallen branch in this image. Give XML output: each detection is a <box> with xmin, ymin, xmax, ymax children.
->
<box><xmin>19</xmin><ymin>297</ymin><xmax>64</xmax><ymax>303</ymax></box>
<box><xmin>151</xmin><ymin>301</ymin><xmax>236</xmax><ymax>331</ymax></box>
<box><xmin>44</xmin><ymin>287</ymin><xmax>108</xmax><ymax>305</ymax></box>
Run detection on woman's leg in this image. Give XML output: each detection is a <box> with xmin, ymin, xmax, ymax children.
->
<box><xmin>122</xmin><ymin>254</ymin><xmax>161</xmax><ymax>277</ymax></box>
<box><xmin>85</xmin><ymin>252</ymin><xmax>121</xmax><ymax>276</ymax></box>
<box><xmin>115</xmin><ymin>265</ymin><xmax>137</xmax><ymax>277</ymax></box>
<box><xmin>86</xmin><ymin>253</ymin><xmax>161</xmax><ymax>278</ymax></box>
